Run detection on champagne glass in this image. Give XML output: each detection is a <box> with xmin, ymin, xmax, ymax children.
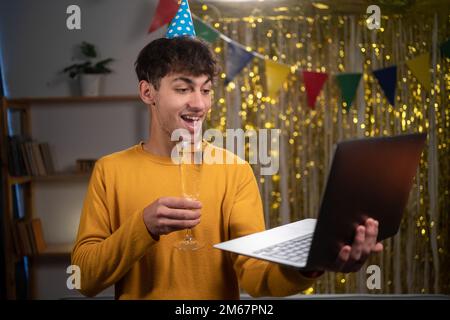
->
<box><xmin>174</xmin><ymin>140</ymin><xmax>205</xmax><ymax>251</ymax></box>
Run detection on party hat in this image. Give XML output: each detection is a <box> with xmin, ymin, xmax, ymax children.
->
<box><xmin>166</xmin><ymin>0</ymin><xmax>196</xmax><ymax>38</ymax></box>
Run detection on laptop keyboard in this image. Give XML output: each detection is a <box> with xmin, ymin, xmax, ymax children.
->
<box><xmin>253</xmin><ymin>234</ymin><xmax>313</xmax><ymax>264</ymax></box>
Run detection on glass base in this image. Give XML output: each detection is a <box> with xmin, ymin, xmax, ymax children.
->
<box><xmin>174</xmin><ymin>239</ymin><xmax>205</xmax><ymax>251</ymax></box>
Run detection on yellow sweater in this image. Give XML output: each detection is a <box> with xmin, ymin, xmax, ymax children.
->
<box><xmin>72</xmin><ymin>142</ymin><xmax>317</xmax><ymax>299</ymax></box>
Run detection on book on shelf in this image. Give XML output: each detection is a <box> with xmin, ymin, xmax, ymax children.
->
<box><xmin>7</xmin><ymin>136</ymin><xmax>55</xmax><ymax>177</ymax></box>
<box><xmin>31</xmin><ymin>143</ymin><xmax>46</xmax><ymax>176</ymax></box>
<box><xmin>20</xmin><ymin>142</ymin><xmax>32</xmax><ymax>176</ymax></box>
<box><xmin>24</xmin><ymin>141</ymin><xmax>38</xmax><ymax>176</ymax></box>
<box><xmin>7</xmin><ymin>136</ymin><xmax>26</xmax><ymax>176</ymax></box>
<box><xmin>76</xmin><ymin>159</ymin><xmax>97</xmax><ymax>173</ymax></box>
<box><xmin>14</xmin><ymin>218</ymin><xmax>47</xmax><ymax>257</ymax></box>
<box><xmin>40</xmin><ymin>142</ymin><xmax>55</xmax><ymax>175</ymax></box>
<box><xmin>25</xmin><ymin>219</ymin><xmax>38</xmax><ymax>254</ymax></box>
<box><xmin>31</xmin><ymin>218</ymin><xmax>47</xmax><ymax>253</ymax></box>
<box><xmin>15</xmin><ymin>220</ymin><xmax>32</xmax><ymax>257</ymax></box>
<box><xmin>10</xmin><ymin>221</ymin><xmax>22</xmax><ymax>258</ymax></box>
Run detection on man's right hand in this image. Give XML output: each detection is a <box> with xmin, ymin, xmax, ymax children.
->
<box><xmin>143</xmin><ymin>197</ymin><xmax>202</xmax><ymax>240</ymax></box>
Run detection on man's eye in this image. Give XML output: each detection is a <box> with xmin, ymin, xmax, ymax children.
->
<box><xmin>202</xmin><ymin>89</ymin><xmax>211</xmax><ymax>95</ymax></box>
<box><xmin>175</xmin><ymin>88</ymin><xmax>189</xmax><ymax>93</ymax></box>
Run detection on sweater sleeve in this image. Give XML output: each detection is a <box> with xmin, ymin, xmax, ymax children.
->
<box><xmin>229</xmin><ymin>163</ymin><xmax>318</xmax><ymax>297</ymax></box>
<box><xmin>71</xmin><ymin>159</ymin><xmax>157</xmax><ymax>297</ymax></box>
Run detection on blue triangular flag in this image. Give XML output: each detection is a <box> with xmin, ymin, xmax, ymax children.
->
<box><xmin>225</xmin><ymin>40</ymin><xmax>254</xmax><ymax>84</ymax></box>
<box><xmin>373</xmin><ymin>66</ymin><xmax>397</xmax><ymax>106</ymax></box>
<box><xmin>166</xmin><ymin>0</ymin><xmax>196</xmax><ymax>38</ymax></box>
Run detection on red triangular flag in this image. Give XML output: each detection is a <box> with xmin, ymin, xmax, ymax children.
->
<box><xmin>148</xmin><ymin>0</ymin><xmax>179</xmax><ymax>33</ymax></box>
<box><xmin>302</xmin><ymin>71</ymin><xmax>328</xmax><ymax>109</ymax></box>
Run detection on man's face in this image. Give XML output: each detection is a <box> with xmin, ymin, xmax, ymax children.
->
<box><xmin>150</xmin><ymin>73</ymin><xmax>212</xmax><ymax>140</ymax></box>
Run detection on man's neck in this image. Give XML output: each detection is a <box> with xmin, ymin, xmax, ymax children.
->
<box><xmin>143</xmin><ymin>138</ymin><xmax>175</xmax><ymax>158</ymax></box>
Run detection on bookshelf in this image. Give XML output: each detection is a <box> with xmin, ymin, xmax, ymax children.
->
<box><xmin>8</xmin><ymin>173</ymin><xmax>91</xmax><ymax>185</ymax></box>
<box><xmin>0</xmin><ymin>95</ymin><xmax>141</xmax><ymax>299</ymax></box>
<box><xmin>38</xmin><ymin>243</ymin><xmax>74</xmax><ymax>256</ymax></box>
<box><xmin>7</xmin><ymin>95</ymin><xmax>140</xmax><ymax>107</ymax></box>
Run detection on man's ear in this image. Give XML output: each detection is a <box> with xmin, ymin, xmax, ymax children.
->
<box><xmin>139</xmin><ymin>80</ymin><xmax>156</xmax><ymax>106</ymax></box>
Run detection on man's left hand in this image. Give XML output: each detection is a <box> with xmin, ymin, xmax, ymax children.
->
<box><xmin>332</xmin><ymin>218</ymin><xmax>383</xmax><ymax>273</ymax></box>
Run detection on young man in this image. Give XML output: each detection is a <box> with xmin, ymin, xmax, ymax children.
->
<box><xmin>71</xmin><ymin>36</ymin><xmax>383</xmax><ymax>299</ymax></box>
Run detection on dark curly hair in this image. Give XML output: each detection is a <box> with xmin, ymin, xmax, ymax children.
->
<box><xmin>134</xmin><ymin>36</ymin><xmax>219</xmax><ymax>89</ymax></box>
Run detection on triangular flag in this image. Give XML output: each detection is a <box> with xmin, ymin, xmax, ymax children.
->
<box><xmin>193</xmin><ymin>18</ymin><xmax>220</xmax><ymax>43</ymax></box>
<box><xmin>166</xmin><ymin>0</ymin><xmax>196</xmax><ymax>38</ymax></box>
<box><xmin>148</xmin><ymin>0</ymin><xmax>178</xmax><ymax>33</ymax></box>
<box><xmin>335</xmin><ymin>73</ymin><xmax>362</xmax><ymax>110</ymax></box>
<box><xmin>373</xmin><ymin>66</ymin><xmax>397</xmax><ymax>106</ymax></box>
<box><xmin>265</xmin><ymin>60</ymin><xmax>291</xmax><ymax>98</ymax></box>
<box><xmin>225</xmin><ymin>40</ymin><xmax>254</xmax><ymax>84</ymax></box>
<box><xmin>406</xmin><ymin>53</ymin><xmax>431</xmax><ymax>91</ymax></box>
<box><xmin>302</xmin><ymin>71</ymin><xmax>328</xmax><ymax>109</ymax></box>
<box><xmin>440</xmin><ymin>39</ymin><xmax>450</xmax><ymax>58</ymax></box>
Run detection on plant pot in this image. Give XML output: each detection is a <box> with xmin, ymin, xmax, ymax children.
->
<box><xmin>80</xmin><ymin>74</ymin><xmax>102</xmax><ymax>96</ymax></box>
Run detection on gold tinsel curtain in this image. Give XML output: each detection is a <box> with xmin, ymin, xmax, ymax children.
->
<box><xmin>201</xmin><ymin>9</ymin><xmax>449</xmax><ymax>294</ymax></box>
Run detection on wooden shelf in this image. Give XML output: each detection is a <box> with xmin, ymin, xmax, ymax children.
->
<box><xmin>5</xmin><ymin>95</ymin><xmax>141</xmax><ymax>107</ymax></box>
<box><xmin>13</xmin><ymin>244</ymin><xmax>73</xmax><ymax>261</ymax></box>
<box><xmin>8</xmin><ymin>172</ymin><xmax>91</xmax><ymax>184</ymax></box>
<box><xmin>8</xmin><ymin>175</ymin><xmax>32</xmax><ymax>185</ymax></box>
<box><xmin>38</xmin><ymin>243</ymin><xmax>73</xmax><ymax>257</ymax></box>
<box><xmin>32</xmin><ymin>172</ymin><xmax>92</xmax><ymax>181</ymax></box>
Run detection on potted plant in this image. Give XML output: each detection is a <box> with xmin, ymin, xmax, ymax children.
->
<box><xmin>62</xmin><ymin>41</ymin><xmax>114</xmax><ymax>96</ymax></box>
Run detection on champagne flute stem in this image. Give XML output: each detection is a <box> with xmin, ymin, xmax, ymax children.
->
<box><xmin>185</xmin><ymin>229</ymin><xmax>193</xmax><ymax>242</ymax></box>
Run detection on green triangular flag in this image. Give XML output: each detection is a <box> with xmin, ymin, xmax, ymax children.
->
<box><xmin>440</xmin><ymin>39</ymin><xmax>450</xmax><ymax>58</ymax></box>
<box><xmin>193</xmin><ymin>18</ymin><xmax>220</xmax><ymax>43</ymax></box>
<box><xmin>335</xmin><ymin>73</ymin><xmax>362</xmax><ymax>110</ymax></box>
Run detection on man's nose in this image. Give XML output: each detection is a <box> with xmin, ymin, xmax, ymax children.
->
<box><xmin>188</xmin><ymin>90</ymin><xmax>207</xmax><ymax>111</ymax></box>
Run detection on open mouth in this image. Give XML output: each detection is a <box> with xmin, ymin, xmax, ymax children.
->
<box><xmin>180</xmin><ymin>114</ymin><xmax>202</xmax><ymax>133</ymax></box>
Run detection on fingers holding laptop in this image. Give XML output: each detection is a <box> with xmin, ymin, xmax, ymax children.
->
<box><xmin>333</xmin><ymin>218</ymin><xmax>383</xmax><ymax>273</ymax></box>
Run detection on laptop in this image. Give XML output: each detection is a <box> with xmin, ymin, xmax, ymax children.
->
<box><xmin>214</xmin><ymin>133</ymin><xmax>427</xmax><ymax>271</ymax></box>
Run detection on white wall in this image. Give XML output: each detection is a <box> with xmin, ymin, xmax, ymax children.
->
<box><xmin>0</xmin><ymin>0</ymin><xmax>166</xmax><ymax>97</ymax></box>
<box><xmin>0</xmin><ymin>0</ymin><xmax>164</xmax><ymax>299</ymax></box>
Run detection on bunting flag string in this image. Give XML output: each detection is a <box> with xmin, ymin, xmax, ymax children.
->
<box><xmin>196</xmin><ymin>18</ymin><xmax>447</xmax><ymax>109</ymax></box>
<box><xmin>146</xmin><ymin>4</ymin><xmax>449</xmax><ymax>111</ymax></box>
<box><xmin>191</xmin><ymin>17</ymin><xmax>448</xmax><ymax>108</ymax></box>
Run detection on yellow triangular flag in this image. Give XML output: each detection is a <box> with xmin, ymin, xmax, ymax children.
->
<box><xmin>265</xmin><ymin>60</ymin><xmax>291</xmax><ymax>98</ymax></box>
<box><xmin>406</xmin><ymin>53</ymin><xmax>431</xmax><ymax>91</ymax></box>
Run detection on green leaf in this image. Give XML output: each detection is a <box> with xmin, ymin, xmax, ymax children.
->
<box><xmin>80</xmin><ymin>41</ymin><xmax>97</xmax><ymax>58</ymax></box>
<box><xmin>62</xmin><ymin>42</ymin><xmax>113</xmax><ymax>78</ymax></box>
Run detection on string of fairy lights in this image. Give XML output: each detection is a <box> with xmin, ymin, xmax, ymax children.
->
<box><xmin>197</xmin><ymin>5</ymin><xmax>449</xmax><ymax>294</ymax></box>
